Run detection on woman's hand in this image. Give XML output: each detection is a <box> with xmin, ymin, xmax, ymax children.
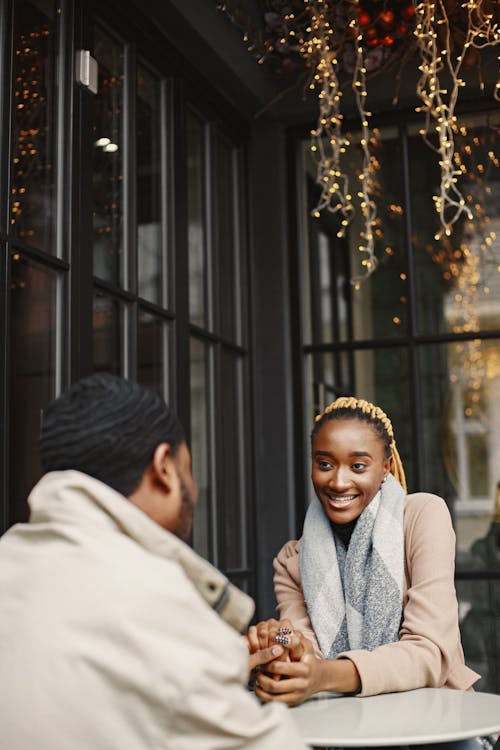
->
<box><xmin>253</xmin><ymin>631</ymin><xmax>324</xmax><ymax>706</ymax></box>
<box><xmin>246</xmin><ymin>618</ymin><xmax>295</xmax><ymax>680</ymax></box>
<box><xmin>247</xmin><ymin>618</ymin><xmax>284</xmax><ymax>654</ymax></box>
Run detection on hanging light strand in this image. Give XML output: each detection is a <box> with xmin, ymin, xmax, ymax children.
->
<box><xmin>414</xmin><ymin>0</ymin><xmax>500</xmax><ymax>238</ymax></box>
<box><xmin>351</xmin><ymin>20</ymin><xmax>378</xmax><ymax>285</ymax></box>
<box><xmin>306</xmin><ymin>0</ymin><xmax>378</xmax><ymax>284</ymax></box>
<box><xmin>307</xmin><ymin>2</ymin><xmax>354</xmax><ymax>227</ymax></box>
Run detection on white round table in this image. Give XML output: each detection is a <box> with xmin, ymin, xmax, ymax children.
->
<box><xmin>289</xmin><ymin>688</ymin><xmax>500</xmax><ymax>747</ymax></box>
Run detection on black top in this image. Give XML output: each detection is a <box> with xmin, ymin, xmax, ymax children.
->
<box><xmin>330</xmin><ymin>517</ymin><xmax>358</xmax><ymax>548</ymax></box>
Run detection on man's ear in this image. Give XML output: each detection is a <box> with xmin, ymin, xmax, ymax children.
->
<box><xmin>151</xmin><ymin>443</ymin><xmax>178</xmax><ymax>493</ymax></box>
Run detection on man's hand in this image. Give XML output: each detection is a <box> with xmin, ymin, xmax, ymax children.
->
<box><xmin>246</xmin><ymin>618</ymin><xmax>296</xmax><ymax>680</ymax></box>
<box><xmin>247</xmin><ymin>643</ymin><xmax>285</xmax><ymax>673</ymax></box>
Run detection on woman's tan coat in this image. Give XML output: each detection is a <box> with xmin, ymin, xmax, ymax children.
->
<box><xmin>274</xmin><ymin>492</ymin><xmax>480</xmax><ymax>697</ymax></box>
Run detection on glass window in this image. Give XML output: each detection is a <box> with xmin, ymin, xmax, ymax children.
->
<box><xmin>307</xmin><ymin>218</ymin><xmax>351</xmax><ymax>345</ymax></box>
<box><xmin>190</xmin><ymin>337</ymin><xmax>212</xmax><ymax>561</ymax></box>
<box><xmin>456</xmin><ymin>578</ymin><xmax>500</xmax><ymax>693</ymax></box>
<box><xmin>10</xmin><ymin>0</ymin><xmax>58</xmax><ymax>254</ymax></box>
<box><xmin>92</xmin><ymin>27</ymin><xmax>124</xmax><ymax>286</ymax></box>
<box><xmin>220</xmin><ymin>349</ymin><xmax>246</xmax><ymax>569</ymax></box>
<box><xmin>187</xmin><ymin>111</ymin><xmax>207</xmax><ymax>328</ymax></box>
<box><xmin>410</xmin><ymin>114</ymin><xmax>500</xmax><ymax>336</ymax></box>
<box><xmin>216</xmin><ymin>135</ymin><xmax>239</xmax><ymax>342</ymax></box>
<box><xmin>302</xmin><ymin>128</ymin><xmax>409</xmax><ymax>343</ymax></box>
<box><xmin>9</xmin><ymin>253</ymin><xmax>58</xmax><ymax>523</ymax></box>
<box><xmin>137</xmin><ymin>309</ymin><xmax>165</xmax><ymax>396</ymax></box>
<box><xmin>419</xmin><ymin>339</ymin><xmax>500</xmax><ymax>550</ymax></box>
<box><xmin>137</xmin><ymin>64</ymin><xmax>163</xmax><ymax>305</ymax></box>
<box><xmin>92</xmin><ymin>292</ymin><xmax>122</xmax><ymax>374</ymax></box>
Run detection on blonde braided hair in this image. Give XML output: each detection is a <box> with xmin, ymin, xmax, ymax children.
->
<box><xmin>313</xmin><ymin>396</ymin><xmax>407</xmax><ymax>492</ymax></box>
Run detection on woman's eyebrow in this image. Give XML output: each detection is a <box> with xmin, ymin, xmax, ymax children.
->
<box><xmin>313</xmin><ymin>450</ymin><xmax>373</xmax><ymax>458</ymax></box>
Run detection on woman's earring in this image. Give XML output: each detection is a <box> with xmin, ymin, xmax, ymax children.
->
<box><xmin>382</xmin><ymin>475</ymin><xmax>388</xmax><ymax>483</ymax></box>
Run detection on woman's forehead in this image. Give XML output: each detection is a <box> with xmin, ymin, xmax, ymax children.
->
<box><xmin>314</xmin><ymin>417</ymin><xmax>383</xmax><ymax>445</ymax></box>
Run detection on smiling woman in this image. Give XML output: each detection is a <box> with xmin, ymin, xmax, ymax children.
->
<box><xmin>247</xmin><ymin>396</ymin><xmax>480</xmax><ymax>713</ymax></box>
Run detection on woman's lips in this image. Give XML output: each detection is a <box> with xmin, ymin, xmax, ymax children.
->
<box><xmin>324</xmin><ymin>492</ymin><xmax>358</xmax><ymax>508</ymax></box>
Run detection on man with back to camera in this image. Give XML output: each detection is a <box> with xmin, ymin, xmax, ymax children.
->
<box><xmin>0</xmin><ymin>374</ymin><xmax>306</xmax><ymax>749</ymax></box>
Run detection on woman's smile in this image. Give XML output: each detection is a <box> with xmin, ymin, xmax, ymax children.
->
<box><xmin>323</xmin><ymin>491</ymin><xmax>359</xmax><ymax>508</ymax></box>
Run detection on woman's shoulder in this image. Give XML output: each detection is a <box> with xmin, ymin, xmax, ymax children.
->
<box><xmin>273</xmin><ymin>538</ymin><xmax>302</xmax><ymax>585</ymax></box>
<box><xmin>275</xmin><ymin>538</ymin><xmax>301</xmax><ymax>562</ymax></box>
<box><xmin>404</xmin><ymin>490</ymin><xmax>453</xmax><ymax>532</ymax></box>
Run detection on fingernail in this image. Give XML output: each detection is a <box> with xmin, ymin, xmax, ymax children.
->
<box><xmin>278</xmin><ymin>627</ymin><xmax>292</xmax><ymax>635</ymax></box>
<box><xmin>274</xmin><ymin>634</ymin><xmax>289</xmax><ymax>645</ymax></box>
<box><xmin>271</xmin><ymin>645</ymin><xmax>283</xmax><ymax>656</ymax></box>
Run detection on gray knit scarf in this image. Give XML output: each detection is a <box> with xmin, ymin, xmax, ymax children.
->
<box><xmin>300</xmin><ymin>473</ymin><xmax>405</xmax><ymax>659</ymax></box>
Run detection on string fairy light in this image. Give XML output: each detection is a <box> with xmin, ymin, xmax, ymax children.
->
<box><xmin>219</xmin><ymin>0</ymin><xmax>499</xmax><ymax>287</ymax></box>
<box><xmin>304</xmin><ymin>0</ymin><xmax>377</xmax><ymax>285</ymax></box>
<box><xmin>413</xmin><ymin>0</ymin><xmax>500</xmax><ymax>239</ymax></box>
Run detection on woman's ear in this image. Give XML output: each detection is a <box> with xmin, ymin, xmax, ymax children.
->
<box><xmin>384</xmin><ymin>454</ymin><xmax>394</xmax><ymax>477</ymax></box>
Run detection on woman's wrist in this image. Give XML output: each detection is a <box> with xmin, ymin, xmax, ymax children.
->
<box><xmin>316</xmin><ymin>657</ymin><xmax>361</xmax><ymax>694</ymax></box>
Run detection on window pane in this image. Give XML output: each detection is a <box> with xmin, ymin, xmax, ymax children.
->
<box><xmin>187</xmin><ymin>112</ymin><xmax>206</xmax><ymax>328</ymax></box>
<box><xmin>411</xmin><ymin>114</ymin><xmax>500</xmax><ymax>335</ymax></box>
<box><xmin>217</xmin><ymin>136</ymin><xmax>238</xmax><ymax>342</ymax></box>
<box><xmin>137</xmin><ymin>309</ymin><xmax>164</xmax><ymax>396</ymax></box>
<box><xmin>220</xmin><ymin>350</ymin><xmax>246</xmax><ymax>568</ymax></box>
<box><xmin>92</xmin><ymin>292</ymin><xmax>122</xmax><ymax>374</ymax></box>
<box><xmin>9</xmin><ymin>253</ymin><xmax>58</xmax><ymax>523</ymax></box>
<box><xmin>10</xmin><ymin>0</ymin><xmax>58</xmax><ymax>253</ymax></box>
<box><xmin>302</xmin><ymin>129</ymin><xmax>409</xmax><ymax>343</ymax></box>
<box><xmin>92</xmin><ymin>27</ymin><xmax>124</xmax><ymax>285</ymax></box>
<box><xmin>307</xmin><ymin>220</ymin><xmax>351</xmax><ymax>345</ymax></box>
<box><xmin>190</xmin><ymin>337</ymin><xmax>211</xmax><ymax>560</ymax></box>
<box><xmin>137</xmin><ymin>64</ymin><xmax>162</xmax><ymax>305</ymax></box>
<box><xmin>306</xmin><ymin>347</ymin><xmax>412</xmax><ymax>488</ymax></box>
<box><xmin>419</xmin><ymin>339</ymin><xmax>500</xmax><ymax>559</ymax></box>
<box><xmin>457</xmin><ymin>579</ymin><xmax>500</xmax><ymax>693</ymax></box>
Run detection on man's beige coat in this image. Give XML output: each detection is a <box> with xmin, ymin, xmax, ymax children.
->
<box><xmin>0</xmin><ymin>471</ymin><xmax>306</xmax><ymax>750</ymax></box>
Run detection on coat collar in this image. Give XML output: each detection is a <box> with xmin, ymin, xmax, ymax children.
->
<box><xmin>28</xmin><ymin>470</ymin><xmax>254</xmax><ymax>633</ymax></box>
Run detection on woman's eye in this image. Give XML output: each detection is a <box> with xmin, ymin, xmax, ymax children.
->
<box><xmin>352</xmin><ymin>462</ymin><xmax>366</xmax><ymax>471</ymax></box>
<box><xmin>318</xmin><ymin>460</ymin><xmax>333</xmax><ymax>470</ymax></box>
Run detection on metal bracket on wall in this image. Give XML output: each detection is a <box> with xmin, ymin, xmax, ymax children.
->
<box><xmin>75</xmin><ymin>50</ymin><xmax>98</xmax><ymax>95</ymax></box>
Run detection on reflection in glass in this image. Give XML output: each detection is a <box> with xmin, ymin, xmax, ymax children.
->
<box><xmin>137</xmin><ymin>309</ymin><xmax>164</xmax><ymax>395</ymax></box>
<box><xmin>187</xmin><ymin>112</ymin><xmax>206</xmax><ymax>327</ymax></box>
<box><xmin>410</xmin><ymin>114</ymin><xmax>500</xmax><ymax>336</ymax></box>
<box><xmin>306</xmin><ymin>346</ymin><xmax>411</xmax><ymax>487</ymax></box>
<box><xmin>420</xmin><ymin>339</ymin><xmax>500</xmax><ymax>552</ymax></box>
<box><xmin>307</xmin><ymin>219</ymin><xmax>351</xmax><ymax>345</ymax></box>
<box><xmin>420</xmin><ymin>338</ymin><xmax>500</xmax><ymax>690</ymax></box>
<box><xmin>220</xmin><ymin>350</ymin><xmax>246</xmax><ymax>569</ymax></box>
<box><xmin>456</xmin><ymin>578</ymin><xmax>499</xmax><ymax>693</ymax></box>
<box><xmin>302</xmin><ymin>129</ymin><xmax>409</xmax><ymax>344</ymax></box>
<box><xmin>190</xmin><ymin>337</ymin><xmax>211</xmax><ymax>560</ymax></box>
<box><xmin>137</xmin><ymin>64</ymin><xmax>162</xmax><ymax>304</ymax></box>
<box><xmin>217</xmin><ymin>136</ymin><xmax>238</xmax><ymax>342</ymax></box>
<box><xmin>92</xmin><ymin>27</ymin><xmax>124</xmax><ymax>285</ymax></box>
<box><xmin>10</xmin><ymin>0</ymin><xmax>57</xmax><ymax>254</ymax></box>
<box><xmin>9</xmin><ymin>253</ymin><xmax>57</xmax><ymax>523</ymax></box>
<box><xmin>92</xmin><ymin>292</ymin><xmax>122</xmax><ymax>374</ymax></box>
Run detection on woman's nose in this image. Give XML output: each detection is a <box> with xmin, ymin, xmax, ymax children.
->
<box><xmin>328</xmin><ymin>467</ymin><xmax>351</xmax><ymax>490</ymax></box>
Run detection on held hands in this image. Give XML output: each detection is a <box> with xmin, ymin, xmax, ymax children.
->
<box><xmin>246</xmin><ymin>619</ymin><xmax>324</xmax><ymax>706</ymax></box>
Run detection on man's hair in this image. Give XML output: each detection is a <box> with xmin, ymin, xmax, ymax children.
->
<box><xmin>40</xmin><ymin>374</ymin><xmax>185</xmax><ymax>497</ymax></box>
